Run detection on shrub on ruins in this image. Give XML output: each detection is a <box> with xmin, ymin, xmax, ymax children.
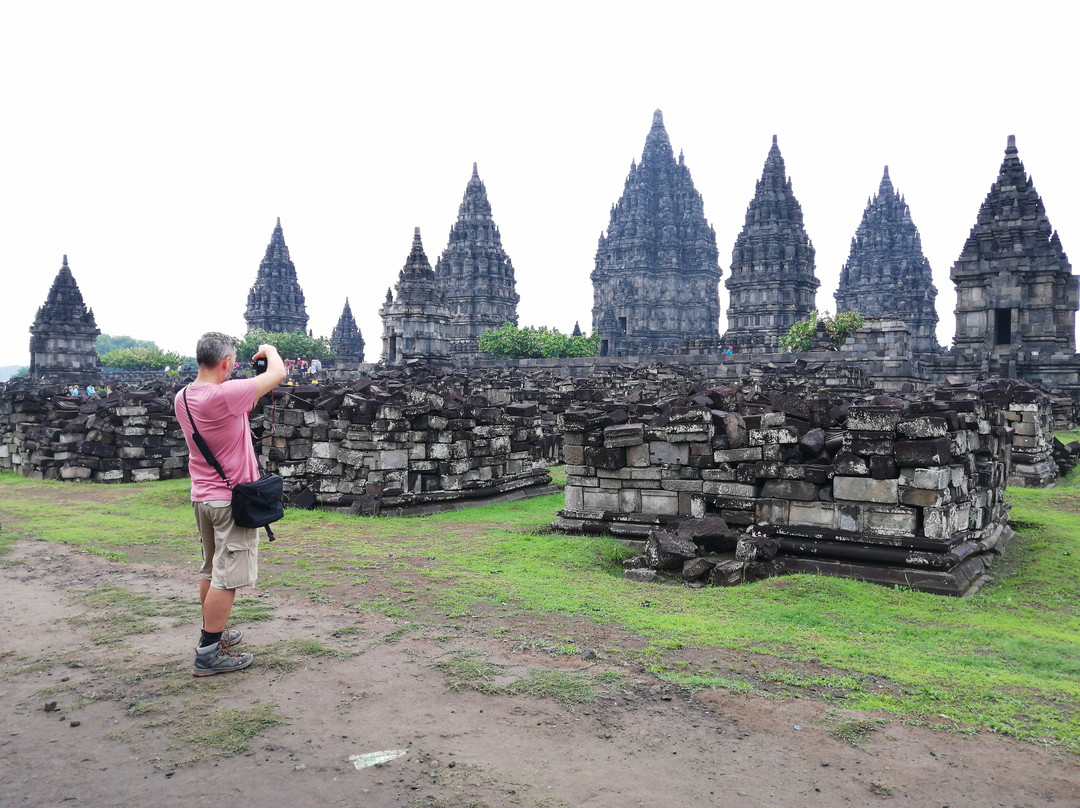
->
<box><xmin>235</xmin><ymin>329</ymin><xmax>335</xmax><ymax>364</ymax></box>
<box><xmin>780</xmin><ymin>310</ymin><xmax>865</xmax><ymax>352</ymax></box>
<box><xmin>100</xmin><ymin>346</ymin><xmax>186</xmax><ymax>370</ymax></box>
<box><xmin>478</xmin><ymin>323</ymin><xmax>600</xmax><ymax>359</ymax></box>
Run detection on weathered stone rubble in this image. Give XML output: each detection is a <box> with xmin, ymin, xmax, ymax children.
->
<box><xmin>553</xmin><ymin>375</ymin><xmax>1071</xmax><ymax>595</ymax></box>
<box><xmin>0</xmin><ymin>382</ymin><xmax>188</xmax><ymax>482</ymax></box>
<box><xmin>251</xmin><ymin>366</ymin><xmax>554</xmax><ymax>516</ymax></box>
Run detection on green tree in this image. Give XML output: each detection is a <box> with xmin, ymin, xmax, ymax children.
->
<box><xmin>100</xmin><ymin>346</ymin><xmax>185</xmax><ymax>370</ymax></box>
<box><xmin>235</xmin><ymin>329</ymin><xmax>335</xmax><ymax>364</ymax></box>
<box><xmin>96</xmin><ymin>334</ymin><xmax>157</xmax><ymax>357</ymax></box>
<box><xmin>477</xmin><ymin>323</ymin><xmax>599</xmax><ymax>359</ymax></box>
<box><xmin>779</xmin><ymin>310</ymin><xmax>865</xmax><ymax>353</ymax></box>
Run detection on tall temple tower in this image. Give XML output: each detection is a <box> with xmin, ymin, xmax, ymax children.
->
<box><xmin>951</xmin><ymin>136</ymin><xmax>1077</xmax><ymax>370</ymax></box>
<box><xmin>244</xmin><ymin>218</ymin><xmax>309</xmax><ymax>334</ymax></box>
<box><xmin>591</xmin><ymin>110</ymin><xmax>721</xmax><ymax>357</ymax></box>
<box><xmin>28</xmin><ymin>256</ymin><xmax>101</xmax><ymax>380</ymax></box>
<box><xmin>724</xmin><ymin>136</ymin><xmax>818</xmax><ymax>353</ymax></box>
<box><xmin>435</xmin><ymin>164</ymin><xmax>519</xmax><ymax>356</ymax></box>
<box><xmin>330</xmin><ymin>298</ymin><xmax>365</xmax><ymax>365</ymax></box>
<box><xmin>835</xmin><ymin>167</ymin><xmax>940</xmax><ymax>356</ymax></box>
<box><xmin>380</xmin><ymin>228</ymin><xmax>451</xmax><ymax>366</ymax></box>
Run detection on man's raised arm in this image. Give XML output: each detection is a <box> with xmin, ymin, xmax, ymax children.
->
<box><xmin>251</xmin><ymin>344</ymin><xmax>287</xmax><ymax>404</ymax></box>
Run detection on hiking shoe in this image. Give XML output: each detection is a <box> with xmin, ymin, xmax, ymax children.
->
<box><xmin>221</xmin><ymin>627</ymin><xmax>243</xmax><ymax>648</ymax></box>
<box><xmin>192</xmin><ymin>642</ymin><xmax>254</xmax><ymax>677</ymax></box>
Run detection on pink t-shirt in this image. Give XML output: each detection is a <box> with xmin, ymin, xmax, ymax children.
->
<box><xmin>175</xmin><ymin>379</ymin><xmax>260</xmax><ymax>502</ymax></box>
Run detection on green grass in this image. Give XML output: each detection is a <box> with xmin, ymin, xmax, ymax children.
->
<box><xmin>2</xmin><ymin>469</ymin><xmax>1080</xmax><ymax>752</ymax></box>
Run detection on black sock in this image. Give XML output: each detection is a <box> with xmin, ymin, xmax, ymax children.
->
<box><xmin>200</xmin><ymin>629</ymin><xmax>223</xmax><ymax>649</ymax></box>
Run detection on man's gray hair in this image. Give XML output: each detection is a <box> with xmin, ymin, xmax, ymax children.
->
<box><xmin>196</xmin><ymin>332</ymin><xmax>238</xmax><ymax>367</ymax></box>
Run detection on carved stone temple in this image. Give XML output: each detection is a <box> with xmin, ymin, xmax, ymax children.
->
<box><xmin>435</xmin><ymin>164</ymin><xmax>520</xmax><ymax>357</ymax></box>
<box><xmin>835</xmin><ymin>166</ymin><xmax>940</xmax><ymax>357</ymax></box>
<box><xmin>724</xmin><ymin>136</ymin><xmax>818</xmax><ymax>353</ymax></box>
<box><xmin>28</xmin><ymin>255</ymin><xmax>101</xmax><ymax>380</ymax></box>
<box><xmin>591</xmin><ymin>110</ymin><xmax>721</xmax><ymax>357</ymax></box>
<box><xmin>948</xmin><ymin>136</ymin><xmax>1077</xmax><ymax>384</ymax></box>
<box><xmin>380</xmin><ymin>228</ymin><xmax>451</xmax><ymax>366</ymax></box>
<box><xmin>330</xmin><ymin>298</ymin><xmax>365</xmax><ymax>365</ymax></box>
<box><xmin>243</xmin><ymin>218</ymin><xmax>309</xmax><ymax>335</ymax></box>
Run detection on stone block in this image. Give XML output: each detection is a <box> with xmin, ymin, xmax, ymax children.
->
<box><xmin>131</xmin><ymin>468</ymin><xmax>160</xmax><ymax>482</ymax></box>
<box><xmin>584</xmin><ymin>446</ymin><xmax>626</xmax><ymax>469</ymax></box>
<box><xmin>713</xmin><ymin>447</ymin><xmax>762</xmax><ymax>463</ymax></box>
<box><xmin>846</xmin><ymin>406</ymin><xmax>902</xmax><ymax>432</ymax></box>
<box><xmin>897</xmin><ymin>416</ymin><xmax>949</xmax><ymax>439</ymax></box>
<box><xmin>60</xmin><ymin>466</ymin><xmax>92</xmax><ymax>479</ymax></box>
<box><xmin>625</xmin><ymin>442</ymin><xmax>651</xmax><ymax>467</ymax></box>
<box><xmin>760</xmin><ymin>479</ymin><xmax>819</xmax><ymax>501</ymax></box>
<box><xmin>649</xmin><ymin>442</ymin><xmax>689</xmax><ymax>465</ymax></box>
<box><xmin>583</xmin><ymin>490</ymin><xmax>619</xmax><ymax>511</ymax></box>
<box><xmin>894</xmin><ymin>438</ymin><xmax>952</xmax><ymax>467</ymax></box>
<box><xmin>564</xmin><ymin>485</ymin><xmax>584</xmax><ymax>510</ymax></box>
<box><xmin>787</xmin><ymin>501</ymin><xmax>836</xmax><ymax>528</ymax></box>
<box><xmin>377</xmin><ymin>449</ymin><xmax>409</xmax><ymax>470</ymax></box>
<box><xmin>619</xmin><ymin>488</ymin><xmax>642</xmax><ymax>512</ymax></box>
<box><xmin>641</xmin><ymin>491</ymin><xmax>680</xmax><ymax>516</ymax></box>
<box><xmin>604</xmin><ymin>423</ymin><xmax>644</xmax><ymax>447</ymax></box>
<box><xmin>861</xmin><ymin>505</ymin><xmax>917</xmax><ymax>537</ymax></box>
<box><xmin>703</xmin><ymin>481</ymin><xmax>759</xmax><ymax>497</ymax></box>
<box><xmin>755</xmin><ymin>498</ymin><xmax>789</xmax><ymax>525</ymax></box>
<box><xmin>833</xmin><ymin>476</ymin><xmax>899</xmax><ymax>504</ymax></box>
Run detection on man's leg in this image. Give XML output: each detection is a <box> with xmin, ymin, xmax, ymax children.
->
<box><xmin>202</xmin><ymin>584</ymin><xmax>236</xmax><ymax>633</ymax></box>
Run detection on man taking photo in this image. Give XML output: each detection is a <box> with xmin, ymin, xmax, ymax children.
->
<box><xmin>175</xmin><ymin>332</ymin><xmax>286</xmax><ymax>676</ymax></box>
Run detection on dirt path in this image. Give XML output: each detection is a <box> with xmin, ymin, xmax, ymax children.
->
<box><xmin>1</xmin><ymin>539</ymin><xmax>1076</xmax><ymax>808</ymax></box>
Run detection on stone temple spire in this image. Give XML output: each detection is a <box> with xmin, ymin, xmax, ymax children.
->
<box><xmin>951</xmin><ymin>135</ymin><xmax>1076</xmax><ymax>361</ymax></box>
<box><xmin>379</xmin><ymin>228</ymin><xmax>451</xmax><ymax>365</ymax></box>
<box><xmin>330</xmin><ymin>298</ymin><xmax>365</xmax><ymax>364</ymax></box>
<box><xmin>724</xmin><ymin>135</ymin><xmax>818</xmax><ymax>353</ymax></box>
<box><xmin>244</xmin><ymin>218</ymin><xmax>309</xmax><ymax>334</ymax></box>
<box><xmin>591</xmin><ymin>109</ymin><xmax>721</xmax><ymax>357</ymax></box>
<box><xmin>29</xmin><ymin>255</ymin><xmax>101</xmax><ymax>379</ymax></box>
<box><xmin>435</xmin><ymin>163</ymin><xmax>520</xmax><ymax>356</ymax></box>
<box><xmin>835</xmin><ymin>166</ymin><xmax>940</xmax><ymax>357</ymax></box>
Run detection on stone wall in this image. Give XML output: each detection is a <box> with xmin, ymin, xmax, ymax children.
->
<box><xmin>253</xmin><ymin>377</ymin><xmax>553</xmax><ymax>516</ymax></box>
<box><xmin>0</xmin><ymin>382</ymin><xmax>189</xmax><ymax>482</ymax></box>
<box><xmin>553</xmin><ymin>381</ymin><xmax>1018</xmax><ymax>595</ymax></box>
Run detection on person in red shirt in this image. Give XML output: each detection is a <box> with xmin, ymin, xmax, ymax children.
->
<box><xmin>176</xmin><ymin>332</ymin><xmax>285</xmax><ymax>676</ymax></box>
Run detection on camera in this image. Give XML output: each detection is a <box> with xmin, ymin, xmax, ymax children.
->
<box><xmin>252</xmin><ymin>358</ymin><xmax>268</xmax><ymax>375</ymax></box>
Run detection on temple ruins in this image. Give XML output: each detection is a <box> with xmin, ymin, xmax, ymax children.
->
<box><xmin>7</xmin><ymin>119</ymin><xmax>1080</xmax><ymax>596</ymax></box>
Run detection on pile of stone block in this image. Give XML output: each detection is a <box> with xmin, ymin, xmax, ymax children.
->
<box><xmin>242</xmin><ymin>367</ymin><xmax>554</xmax><ymax>515</ymax></box>
<box><xmin>932</xmin><ymin>378</ymin><xmax>1059</xmax><ymax>488</ymax></box>
<box><xmin>0</xmin><ymin>383</ymin><xmax>188</xmax><ymax>482</ymax></box>
<box><xmin>554</xmin><ymin>379</ymin><xmax>1016</xmax><ymax>595</ymax></box>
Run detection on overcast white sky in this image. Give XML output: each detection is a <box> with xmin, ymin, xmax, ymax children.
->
<box><xmin>2</xmin><ymin>1</ymin><xmax>1077</xmax><ymax>370</ymax></box>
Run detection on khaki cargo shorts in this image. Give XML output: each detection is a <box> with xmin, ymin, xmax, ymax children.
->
<box><xmin>194</xmin><ymin>501</ymin><xmax>259</xmax><ymax>590</ymax></box>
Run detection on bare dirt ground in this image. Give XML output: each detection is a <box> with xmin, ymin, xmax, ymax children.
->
<box><xmin>1</xmin><ymin>538</ymin><xmax>1077</xmax><ymax>808</ymax></box>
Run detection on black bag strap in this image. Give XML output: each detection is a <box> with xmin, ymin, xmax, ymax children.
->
<box><xmin>181</xmin><ymin>386</ymin><xmax>233</xmax><ymax>488</ymax></box>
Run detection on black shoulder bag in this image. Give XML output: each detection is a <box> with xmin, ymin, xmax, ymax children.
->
<box><xmin>181</xmin><ymin>387</ymin><xmax>284</xmax><ymax>541</ymax></box>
